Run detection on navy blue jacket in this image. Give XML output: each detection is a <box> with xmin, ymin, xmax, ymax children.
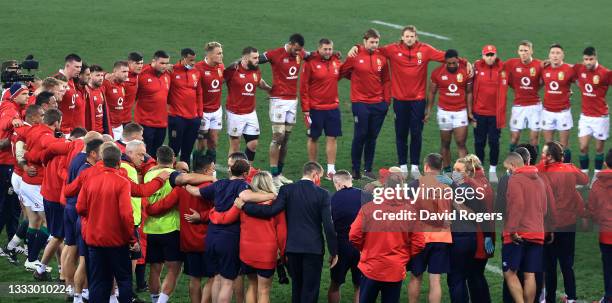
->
<box><xmin>242</xmin><ymin>179</ymin><xmax>338</xmax><ymax>256</ymax></box>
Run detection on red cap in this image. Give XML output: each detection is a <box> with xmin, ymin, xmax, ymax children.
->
<box><xmin>482</xmin><ymin>45</ymin><xmax>497</xmax><ymax>55</ymax></box>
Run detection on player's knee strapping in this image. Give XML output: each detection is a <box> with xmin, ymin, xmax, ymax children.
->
<box><xmin>243</xmin><ymin>134</ymin><xmax>259</xmax><ymax>161</ymax></box>
<box><xmin>270</xmin><ymin>124</ymin><xmax>286</xmax><ymax>149</ymax></box>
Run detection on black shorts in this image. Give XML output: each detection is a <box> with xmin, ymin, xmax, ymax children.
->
<box><xmin>308</xmin><ymin>108</ymin><xmax>342</xmax><ymax>138</ymax></box>
<box><xmin>145</xmin><ymin>231</ymin><xmax>183</xmax><ymax>263</ymax></box>
<box><xmin>408</xmin><ymin>242</ymin><xmax>450</xmax><ymax>275</ymax></box>
<box><xmin>204</xmin><ymin>235</ymin><xmax>240</xmax><ymax>279</ymax></box>
<box><xmin>502</xmin><ymin>241</ymin><xmax>543</xmax><ymax>273</ymax></box>
<box><xmin>330</xmin><ymin>241</ymin><xmax>361</xmax><ymax>285</ymax></box>
<box><xmin>241</xmin><ymin>262</ymin><xmax>275</xmax><ymax>279</ymax></box>
<box><xmin>63</xmin><ymin>204</ymin><xmax>79</xmax><ymax>246</ymax></box>
<box><xmin>184</xmin><ymin>252</ymin><xmax>210</xmax><ymax>278</ymax></box>
<box><xmin>43</xmin><ymin>199</ymin><xmax>65</xmax><ymax>238</ymax></box>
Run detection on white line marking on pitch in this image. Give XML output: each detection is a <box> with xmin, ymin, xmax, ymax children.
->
<box><xmin>371</xmin><ymin>20</ymin><xmax>451</xmax><ymax>41</ymax></box>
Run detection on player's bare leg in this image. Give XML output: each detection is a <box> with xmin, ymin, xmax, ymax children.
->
<box><xmin>148</xmin><ymin>262</ymin><xmax>163</xmax><ymax>299</ymax></box>
<box><xmin>559</xmin><ymin>130</ymin><xmax>571</xmax><ymax>162</ymax></box>
<box><xmin>504</xmin><ymin>270</ymin><xmax>525</xmax><ymax>303</ymax></box>
<box><xmin>327</xmin><ymin>281</ymin><xmax>341</xmax><ymax>303</ymax></box>
<box><xmin>529</xmin><ymin>130</ymin><xmax>540</xmax><ymax>148</ymax></box>
<box><xmin>307</xmin><ymin>138</ymin><xmax>318</xmax><ymax>162</ymax></box>
<box><xmin>542</xmin><ymin>130</ymin><xmax>554</xmax><ymax>144</ymax></box>
<box><xmin>228</xmin><ymin>136</ymin><xmax>241</xmax><ymax>155</ymax></box>
<box><xmin>408</xmin><ymin>273</ymin><xmax>423</xmax><ymax>303</ymax></box>
<box><xmin>74</xmin><ymin>256</ymin><xmax>87</xmax><ymax>299</ymax></box>
<box><xmin>454</xmin><ymin>126</ymin><xmax>469</xmax><ymax>159</ymax></box>
<box><xmin>214</xmin><ymin>276</ymin><xmax>234</xmax><ymax>303</ymax></box>
<box><xmin>428</xmin><ymin>273</ymin><xmax>442</xmax><ymax>303</ymax></box>
<box><xmin>440</xmin><ymin>130</ymin><xmax>453</xmax><ymax>171</ymax></box>
<box><xmin>62</xmin><ymin>245</ymin><xmax>77</xmax><ymax>292</ymax></box>
<box><xmin>189</xmin><ymin>277</ymin><xmax>202</xmax><ymax>303</ymax></box>
<box><xmin>523</xmin><ymin>272</ymin><xmax>536</xmax><ymax>303</ymax></box>
<box><xmin>510</xmin><ymin>131</ymin><xmax>521</xmax><ymax>151</ymax></box>
<box><xmin>207</xmin><ymin>130</ymin><xmax>219</xmax><ymax>154</ymax></box>
<box><xmin>160</xmin><ymin>261</ymin><xmax>182</xmax><ymax>298</ymax></box>
<box><xmin>245</xmin><ymin>274</ymin><xmax>257</xmax><ymax>303</ymax></box>
<box><xmin>326</xmin><ymin>136</ymin><xmax>337</xmax><ymax>177</ymax></box>
<box><xmin>201</xmin><ymin>278</ymin><xmax>213</xmax><ymax>303</ymax></box>
<box><xmin>256</xmin><ymin>275</ymin><xmax>272</xmax><ymax>303</ymax></box>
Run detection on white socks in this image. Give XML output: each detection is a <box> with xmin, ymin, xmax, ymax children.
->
<box><xmin>327</xmin><ymin>164</ymin><xmax>335</xmax><ymax>174</ymax></box>
<box><xmin>411</xmin><ymin>165</ymin><xmax>419</xmax><ymax>172</ymax></box>
<box><xmin>82</xmin><ymin>289</ymin><xmax>89</xmax><ymax>300</ymax></box>
<box><xmin>400</xmin><ymin>164</ymin><xmax>408</xmax><ymax>173</ymax></box>
<box><xmin>109</xmin><ymin>294</ymin><xmax>119</xmax><ymax>303</ymax></box>
<box><xmin>158</xmin><ymin>293</ymin><xmax>170</xmax><ymax>303</ymax></box>
<box><xmin>7</xmin><ymin>235</ymin><xmax>22</xmax><ymax>250</ymax></box>
<box><xmin>489</xmin><ymin>166</ymin><xmax>497</xmax><ymax>173</ymax></box>
<box><xmin>151</xmin><ymin>293</ymin><xmax>160</xmax><ymax>303</ymax></box>
<box><xmin>36</xmin><ymin>263</ymin><xmax>47</xmax><ymax>274</ymax></box>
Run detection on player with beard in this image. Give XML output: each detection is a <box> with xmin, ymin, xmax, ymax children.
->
<box><xmin>224</xmin><ymin>47</ymin><xmax>271</xmax><ymax>163</ymax></box>
<box><xmin>259</xmin><ymin>34</ymin><xmax>306</xmax><ymax>187</ymax></box>
<box><xmin>103</xmin><ymin>61</ymin><xmax>130</xmax><ymax>139</ymax></box>
<box><xmin>85</xmin><ymin>65</ymin><xmax>111</xmax><ymax>136</ymax></box>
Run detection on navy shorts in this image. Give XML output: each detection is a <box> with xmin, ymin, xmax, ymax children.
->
<box><xmin>204</xmin><ymin>234</ymin><xmax>240</xmax><ymax>279</ymax></box>
<box><xmin>43</xmin><ymin>199</ymin><xmax>64</xmax><ymax>238</ymax></box>
<box><xmin>75</xmin><ymin>217</ymin><xmax>87</xmax><ymax>257</ymax></box>
<box><xmin>184</xmin><ymin>251</ymin><xmax>209</xmax><ymax>278</ymax></box>
<box><xmin>408</xmin><ymin>242</ymin><xmax>450</xmax><ymax>275</ymax></box>
<box><xmin>146</xmin><ymin>231</ymin><xmax>183</xmax><ymax>263</ymax></box>
<box><xmin>502</xmin><ymin>241</ymin><xmax>544</xmax><ymax>273</ymax></box>
<box><xmin>308</xmin><ymin>108</ymin><xmax>342</xmax><ymax>138</ymax></box>
<box><xmin>63</xmin><ymin>204</ymin><xmax>79</xmax><ymax>246</ymax></box>
<box><xmin>330</xmin><ymin>241</ymin><xmax>361</xmax><ymax>285</ymax></box>
<box><xmin>130</xmin><ymin>227</ymin><xmax>142</xmax><ymax>260</ymax></box>
<box><xmin>241</xmin><ymin>262</ymin><xmax>275</xmax><ymax>279</ymax></box>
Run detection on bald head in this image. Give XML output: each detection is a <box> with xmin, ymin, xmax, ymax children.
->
<box><xmin>504</xmin><ymin>152</ymin><xmax>525</xmax><ymax>173</ymax></box>
<box><xmin>175</xmin><ymin>161</ymin><xmax>189</xmax><ymax>173</ymax></box>
<box><xmin>83</xmin><ymin>131</ymin><xmax>103</xmax><ymax>144</ymax></box>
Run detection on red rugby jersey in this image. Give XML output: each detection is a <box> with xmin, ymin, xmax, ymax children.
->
<box><xmin>195</xmin><ymin>60</ymin><xmax>224</xmax><ymax>113</ymax></box>
<box><xmin>85</xmin><ymin>85</ymin><xmax>107</xmax><ymax>134</ymax></box>
<box><xmin>504</xmin><ymin>58</ymin><xmax>543</xmax><ymax>106</ymax></box>
<box><xmin>339</xmin><ymin>48</ymin><xmax>391</xmax><ymax>103</ymax></box>
<box><xmin>299</xmin><ymin>53</ymin><xmax>341</xmax><ymax>111</ymax></box>
<box><xmin>224</xmin><ymin>64</ymin><xmax>261</xmax><ymax>114</ymax></box>
<box><xmin>102</xmin><ymin>79</ymin><xmax>127</xmax><ymax>128</ymax></box>
<box><xmin>574</xmin><ymin>63</ymin><xmax>609</xmax><ymax>117</ymax></box>
<box><xmin>134</xmin><ymin>65</ymin><xmax>170</xmax><ymax>127</ymax></box>
<box><xmin>379</xmin><ymin>41</ymin><xmax>445</xmax><ymax>101</ymax></box>
<box><xmin>431</xmin><ymin>64</ymin><xmax>472</xmax><ymax>111</ymax></box>
<box><xmin>264</xmin><ymin>46</ymin><xmax>305</xmax><ymax>100</ymax></box>
<box><xmin>53</xmin><ymin>73</ymin><xmax>86</xmax><ymax>133</ymax></box>
<box><xmin>168</xmin><ymin>63</ymin><xmax>203</xmax><ymax>119</ymax></box>
<box><xmin>541</xmin><ymin>63</ymin><xmax>576</xmax><ymax>112</ymax></box>
<box><xmin>122</xmin><ymin>71</ymin><xmax>139</xmax><ymax>123</ymax></box>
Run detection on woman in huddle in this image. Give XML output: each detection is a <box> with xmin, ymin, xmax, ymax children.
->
<box><xmin>209</xmin><ymin>171</ymin><xmax>286</xmax><ymax>303</ymax></box>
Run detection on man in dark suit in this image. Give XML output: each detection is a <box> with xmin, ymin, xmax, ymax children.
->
<box><xmin>237</xmin><ymin>161</ymin><xmax>338</xmax><ymax>303</ymax></box>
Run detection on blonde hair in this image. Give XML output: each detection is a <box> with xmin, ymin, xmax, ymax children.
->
<box><xmin>35</xmin><ymin>77</ymin><xmax>65</xmax><ymax>95</ymax></box>
<box><xmin>251</xmin><ymin>171</ymin><xmax>277</xmax><ymax>195</ymax></box>
<box><xmin>518</xmin><ymin>40</ymin><xmax>533</xmax><ymax>49</ymax></box>
<box><xmin>455</xmin><ymin>157</ymin><xmax>476</xmax><ymax>177</ymax></box>
<box><xmin>464</xmin><ymin>154</ymin><xmax>483</xmax><ymax>171</ymax></box>
<box><xmin>205</xmin><ymin>41</ymin><xmax>222</xmax><ymax>53</ymax></box>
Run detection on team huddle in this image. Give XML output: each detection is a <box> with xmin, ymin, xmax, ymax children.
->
<box><xmin>0</xmin><ymin>24</ymin><xmax>610</xmax><ymax>303</ymax></box>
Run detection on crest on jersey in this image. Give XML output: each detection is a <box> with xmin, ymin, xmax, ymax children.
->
<box><xmin>205</xmin><ymin>71</ymin><xmax>211</xmax><ymax>76</ymax></box>
<box><xmin>457</xmin><ymin>73</ymin><xmax>464</xmax><ymax>83</ymax></box>
<box><xmin>416</xmin><ymin>52</ymin><xmax>422</xmax><ymax>60</ymax></box>
<box><xmin>545</xmin><ymin>73</ymin><xmax>550</xmax><ymax>78</ymax></box>
<box><xmin>581</xmin><ymin>73</ymin><xmax>587</xmax><ymax>78</ymax></box>
<box><xmin>239</xmin><ymin>74</ymin><xmax>245</xmax><ymax>78</ymax></box>
<box><xmin>441</xmin><ymin>75</ymin><xmax>448</xmax><ymax>80</ymax></box>
<box><xmin>283</xmin><ymin>58</ymin><xmax>289</xmax><ymax>63</ymax></box>
<box><xmin>359</xmin><ymin>59</ymin><xmax>364</xmax><ymax>64</ymax></box>
<box><xmin>176</xmin><ymin>75</ymin><xmax>181</xmax><ymax>79</ymax></box>
<box><xmin>558</xmin><ymin>72</ymin><xmax>564</xmax><ymax>81</ymax></box>
<box><xmin>253</xmin><ymin>73</ymin><xmax>258</xmax><ymax>82</ymax></box>
<box><xmin>516</xmin><ymin>67</ymin><xmax>522</xmax><ymax>73</ymax></box>
<box><xmin>113</xmin><ymin>88</ymin><xmax>118</xmax><ymax>94</ymax></box>
<box><xmin>593</xmin><ymin>75</ymin><xmax>600</xmax><ymax>84</ymax></box>
<box><xmin>530</xmin><ymin>67</ymin><xmax>536</xmax><ymax>76</ymax></box>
